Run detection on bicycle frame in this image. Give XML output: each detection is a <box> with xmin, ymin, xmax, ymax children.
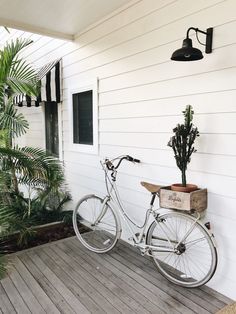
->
<box><xmin>101</xmin><ymin>161</ymin><xmax>202</xmax><ymax>254</ymax></box>
<box><xmin>74</xmin><ymin>156</ymin><xmax>218</xmax><ymax>288</ymax></box>
<box><xmin>101</xmin><ymin>170</ymin><xmax>150</xmax><ymax>240</ymax></box>
<box><xmin>101</xmin><ymin>168</ymin><xmax>175</xmax><ymax>253</ymax></box>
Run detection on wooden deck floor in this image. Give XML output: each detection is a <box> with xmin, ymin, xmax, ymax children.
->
<box><xmin>0</xmin><ymin>236</ymin><xmax>232</xmax><ymax>314</ymax></box>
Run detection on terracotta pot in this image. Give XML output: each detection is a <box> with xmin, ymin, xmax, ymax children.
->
<box><xmin>171</xmin><ymin>183</ymin><xmax>198</xmax><ymax>193</ymax></box>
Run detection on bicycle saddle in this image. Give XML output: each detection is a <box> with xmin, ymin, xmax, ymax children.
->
<box><xmin>141</xmin><ymin>181</ymin><xmax>162</xmax><ymax>193</ymax></box>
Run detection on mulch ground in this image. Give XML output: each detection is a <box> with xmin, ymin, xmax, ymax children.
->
<box><xmin>0</xmin><ymin>223</ymin><xmax>76</xmax><ymax>253</ymax></box>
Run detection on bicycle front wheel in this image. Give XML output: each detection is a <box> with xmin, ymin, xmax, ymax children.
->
<box><xmin>73</xmin><ymin>195</ymin><xmax>120</xmax><ymax>253</ymax></box>
<box><xmin>146</xmin><ymin>212</ymin><xmax>217</xmax><ymax>287</ymax></box>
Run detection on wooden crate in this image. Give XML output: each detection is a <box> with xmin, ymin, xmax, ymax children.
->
<box><xmin>160</xmin><ymin>186</ymin><xmax>207</xmax><ymax>212</ymax></box>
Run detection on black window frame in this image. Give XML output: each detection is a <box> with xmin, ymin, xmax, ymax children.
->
<box><xmin>72</xmin><ymin>89</ymin><xmax>93</xmax><ymax>146</ymax></box>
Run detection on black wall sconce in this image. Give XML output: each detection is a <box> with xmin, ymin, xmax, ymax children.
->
<box><xmin>171</xmin><ymin>27</ymin><xmax>213</xmax><ymax>61</ymax></box>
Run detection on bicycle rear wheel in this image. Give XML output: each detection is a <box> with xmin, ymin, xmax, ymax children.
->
<box><xmin>73</xmin><ymin>195</ymin><xmax>120</xmax><ymax>253</ymax></box>
<box><xmin>146</xmin><ymin>212</ymin><xmax>217</xmax><ymax>287</ymax></box>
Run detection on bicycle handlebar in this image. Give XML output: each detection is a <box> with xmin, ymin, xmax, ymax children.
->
<box><xmin>105</xmin><ymin>155</ymin><xmax>141</xmax><ymax>170</ymax></box>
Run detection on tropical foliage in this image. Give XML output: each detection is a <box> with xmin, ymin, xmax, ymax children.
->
<box><xmin>0</xmin><ymin>39</ymin><xmax>70</xmax><ymax>277</ymax></box>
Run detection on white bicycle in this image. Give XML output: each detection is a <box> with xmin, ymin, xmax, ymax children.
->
<box><xmin>73</xmin><ymin>155</ymin><xmax>217</xmax><ymax>288</ymax></box>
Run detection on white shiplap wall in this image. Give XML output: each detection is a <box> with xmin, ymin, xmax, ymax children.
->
<box><xmin>10</xmin><ymin>0</ymin><xmax>236</xmax><ymax>299</ymax></box>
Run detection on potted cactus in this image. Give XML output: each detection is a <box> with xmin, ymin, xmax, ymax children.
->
<box><xmin>168</xmin><ymin>105</ymin><xmax>199</xmax><ymax>192</ymax></box>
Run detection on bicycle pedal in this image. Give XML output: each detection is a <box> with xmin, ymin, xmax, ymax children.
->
<box><xmin>103</xmin><ymin>239</ymin><xmax>111</xmax><ymax>245</ymax></box>
<box><xmin>139</xmin><ymin>247</ymin><xmax>152</xmax><ymax>257</ymax></box>
<box><xmin>135</xmin><ymin>232</ymin><xmax>145</xmax><ymax>239</ymax></box>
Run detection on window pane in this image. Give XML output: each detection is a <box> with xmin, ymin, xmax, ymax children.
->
<box><xmin>73</xmin><ymin>90</ymin><xmax>93</xmax><ymax>145</ymax></box>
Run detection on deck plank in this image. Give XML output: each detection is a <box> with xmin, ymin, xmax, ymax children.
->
<box><xmin>70</xmin><ymin>238</ymin><xmax>188</xmax><ymax>314</ymax></box>
<box><xmin>39</xmin><ymin>248</ymin><xmax>106</xmax><ymax>314</ymax></box>
<box><xmin>49</xmin><ymin>245</ymin><xmax>149</xmax><ymax>314</ymax></box>
<box><xmin>110</xmin><ymin>245</ymin><xmax>217</xmax><ymax>313</ymax></box>
<box><xmin>120</xmin><ymin>238</ymin><xmax>229</xmax><ymax>308</ymax></box>
<box><xmin>27</xmin><ymin>250</ymin><xmax>90</xmax><ymax>314</ymax></box>
<box><xmin>56</xmin><ymin>241</ymin><xmax>160</xmax><ymax>313</ymax></box>
<box><xmin>13</xmin><ymin>256</ymin><xmax>60</xmax><ymax>314</ymax></box>
<box><xmin>112</xmin><ymin>239</ymin><xmax>225</xmax><ymax>313</ymax></box>
<box><xmin>42</xmin><ymin>245</ymin><xmax>121</xmax><ymax>314</ymax></box>
<box><xmin>19</xmin><ymin>252</ymin><xmax>76</xmax><ymax>314</ymax></box>
<box><xmin>56</xmin><ymin>241</ymin><xmax>161</xmax><ymax>313</ymax></box>
<box><xmin>51</xmin><ymin>243</ymin><xmax>134</xmax><ymax>314</ymax></box>
<box><xmin>1</xmin><ymin>275</ymin><xmax>31</xmax><ymax>314</ymax></box>
<box><xmin>0</xmin><ymin>236</ymin><xmax>232</xmax><ymax>314</ymax></box>
<box><xmin>0</xmin><ymin>283</ymin><xmax>16</xmax><ymax>314</ymax></box>
<box><xmin>7</xmin><ymin>265</ymin><xmax>46</xmax><ymax>314</ymax></box>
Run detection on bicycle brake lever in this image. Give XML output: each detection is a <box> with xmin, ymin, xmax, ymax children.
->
<box><xmin>111</xmin><ymin>171</ymin><xmax>116</xmax><ymax>181</ymax></box>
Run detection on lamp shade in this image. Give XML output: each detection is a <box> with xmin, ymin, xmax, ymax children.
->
<box><xmin>171</xmin><ymin>38</ymin><xmax>203</xmax><ymax>61</ymax></box>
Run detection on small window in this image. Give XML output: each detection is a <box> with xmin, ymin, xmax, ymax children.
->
<box><xmin>69</xmin><ymin>80</ymin><xmax>98</xmax><ymax>154</ymax></box>
<box><xmin>73</xmin><ymin>90</ymin><xmax>93</xmax><ymax>145</ymax></box>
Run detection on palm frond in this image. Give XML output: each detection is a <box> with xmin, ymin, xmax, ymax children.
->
<box><xmin>0</xmin><ymin>39</ymin><xmax>33</xmax><ymax>82</ymax></box>
<box><xmin>0</xmin><ymin>38</ymin><xmax>39</xmax><ymax>107</ymax></box>
<box><xmin>4</xmin><ymin>27</ymin><xmax>10</xmax><ymax>34</ymax></box>
<box><xmin>0</xmin><ymin>84</ymin><xmax>6</xmax><ymax>109</ymax></box>
<box><xmin>8</xmin><ymin>58</ymin><xmax>39</xmax><ymax>96</ymax></box>
<box><xmin>0</xmin><ymin>146</ymin><xmax>65</xmax><ymax>188</ymax></box>
<box><xmin>0</xmin><ymin>103</ymin><xmax>29</xmax><ymax>137</ymax></box>
<box><xmin>0</xmin><ymin>203</ymin><xmax>18</xmax><ymax>223</ymax></box>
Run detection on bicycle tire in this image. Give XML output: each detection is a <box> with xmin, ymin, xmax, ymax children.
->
<box><xmin>146</xmin><ymin>212</ymin><xmax>217</xmax><ymax>287</ymax></box>
<box><xmin>73</xmin><ymin>194</ymin><xmax>120</xmax><ymax>253</ymax></box>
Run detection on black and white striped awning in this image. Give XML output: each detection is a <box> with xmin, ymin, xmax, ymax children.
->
<box><xmin>13</xmin><ymin>59</ymin><xmax>61</xmax><ymax>107</ymax></box>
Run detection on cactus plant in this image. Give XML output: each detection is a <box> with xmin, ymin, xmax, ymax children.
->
<box><xmin>168</xmin><ymin>105</ymin><xmax>199</xmax><ymax>187</ymax></box>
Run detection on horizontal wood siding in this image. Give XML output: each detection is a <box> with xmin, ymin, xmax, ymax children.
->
<box><xmin>11</xmin><ymin>0</ymin><xmax>236</xmax><ymax>299</ymax></box>
<box><xmin>14</xmin><ymin>107</ymin><xmax>44</xmax><ymax>148</ymax></box>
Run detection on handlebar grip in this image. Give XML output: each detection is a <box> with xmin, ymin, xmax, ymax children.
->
<box><xmin>126</xmin><ymin>155</ymin><xmax>141</xmax><ymax>163</ymax></box>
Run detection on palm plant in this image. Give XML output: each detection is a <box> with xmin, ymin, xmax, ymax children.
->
<box><xmin>0</xmin><ymin>133</ymin><xmax>70</xmax><ymax>244</ymax></box>
<box><xmin>0</xmin><ymin>38</ymin><xmax>39</xmax><ymax>274</ymax></box>
<box><xmin>0</xmin><ymin>39</ymin><xmax>70</xmax><ymax>274</ymax></box>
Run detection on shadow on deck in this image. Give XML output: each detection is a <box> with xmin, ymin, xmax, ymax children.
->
<box><xmin>0</xmin><ymin>236</ymin><xmax>233</xmax><ymax>314</ymax></box>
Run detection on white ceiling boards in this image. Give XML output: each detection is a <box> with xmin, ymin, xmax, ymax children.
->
<box><xmin>0</xmin><ymin>0</ymin><xmax>129</xmax><ymax>40</ymax></box>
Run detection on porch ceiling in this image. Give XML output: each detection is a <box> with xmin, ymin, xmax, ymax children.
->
<box><xmin>0</xmin><ymin>0</ymin><xmax>129</xmax><ymax>40</ymax></box>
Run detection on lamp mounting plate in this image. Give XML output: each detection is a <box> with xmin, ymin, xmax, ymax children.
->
<box><xmin>205</xmin><ymin>27</ymin><xmax>213</xmax><ymax>54</ymax></box>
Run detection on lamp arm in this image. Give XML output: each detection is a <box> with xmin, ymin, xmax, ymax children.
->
<box><xmin>186</xmin><ymin>27</ymin><xmax>207</xmax><ymax>39</ymax></box>
<box><xmin>186</xmin><ymin>27</ymin><xmax>213</xmax><ymax>54</ymax></box>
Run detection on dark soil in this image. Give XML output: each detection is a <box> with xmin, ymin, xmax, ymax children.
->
<box><xmin>0</xmin><ymin>223</ymin><xmax>76</xmax><ymax>254</ymax></box>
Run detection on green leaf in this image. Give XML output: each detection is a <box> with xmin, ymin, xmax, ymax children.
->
<box><xmin>0</xmin><ymin>103</ymin><xmax>29</xmax><ymax>138</ymax></box>
<box><xmin>0</xmin><ymin>38</ymin><xmax>39</xmax><ymax>108</ymax></box>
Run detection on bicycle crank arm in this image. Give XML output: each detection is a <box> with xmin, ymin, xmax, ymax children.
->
<box><xmin>150</xmin><ymin>248</ymin><xmax>176</xmax><ymax>253</ymax></box>
<box><xmin>138</xmin><ymin>244</ymin><xmax>175</xmax><ymax>254</ymax></box>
